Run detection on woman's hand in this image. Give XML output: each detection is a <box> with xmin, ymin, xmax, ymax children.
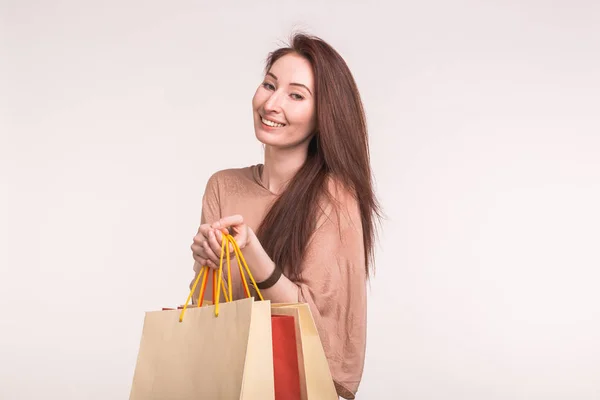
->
<box><xmin>195</xmin><ymin>214</ymin><xmax>298</xmax><ymax>302</ymax></box>
<box><xmin>191</xmin><ymin>215</ymin><xmax>255</xmax><ymax>271</ymax></box>
<box><xmin>210</xmin><ymin>215</ymin><xmax>278</xmax><ymax>284</ymax></box>
<box><xmin>211</xmin><ymin>215</ymin><xmax>253</xmax><ymax>250</ymax></box>
<box><xmin>191</xmin><ymin>223</ymin><xmax>227</xmax><ymax>270</ymax></box>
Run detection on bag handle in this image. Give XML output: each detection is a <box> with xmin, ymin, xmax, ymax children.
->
<box><xmin>179</xmin><ymin>234</ymin><xmax>264</xmax><ymax>321</ymax></box>
<box><xmin>227</xmin><ymin>234</ymin><xmax>264</xmax><ymax>301</ymax></box>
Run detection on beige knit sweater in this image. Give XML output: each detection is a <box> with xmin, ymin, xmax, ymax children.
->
<box><xmin>190</xmin><ymin>165</ymin><xmax>367</xmax><ymax>399</ymax></box>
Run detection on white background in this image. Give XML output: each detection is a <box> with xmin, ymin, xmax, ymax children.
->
<box><xmin>2</xmin><ymin>1</ymin><xmax>600</xmax><ymax>399</ymax></box>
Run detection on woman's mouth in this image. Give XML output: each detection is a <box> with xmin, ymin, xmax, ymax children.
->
<box><xmin>261</xmin><ymin>117</ymin><xmax>286</xmax><ymax>128</ymax></box>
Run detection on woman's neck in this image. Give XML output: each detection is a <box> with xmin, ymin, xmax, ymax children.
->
<box><xmin>261</xmin><ymin>145</ymin><xmax>308</xmax><ymax>195</ymax></box>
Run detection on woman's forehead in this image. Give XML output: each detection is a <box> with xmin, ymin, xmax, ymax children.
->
<box><xmin>268</xmin><ymin>54</ymin><xmax>314</xmax><ymax>89</ymax></box>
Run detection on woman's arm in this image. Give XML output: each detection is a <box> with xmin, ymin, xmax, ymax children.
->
<box><xmin>291</xmin><ymin>187</ymin><xmax>367</xmax><ymax>399</ymax></box>
<box><xmin>189</xmin><ymin>173</ymin><xmax>222</xmax><ymax>303</ymax></box>
<box><xmin>240</xmin><ymin>230</ymin><xmax>300</xmax><ymax>303</ymax></box>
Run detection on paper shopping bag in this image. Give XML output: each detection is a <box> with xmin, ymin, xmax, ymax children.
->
<box><xmin>272</xmin><ymin>315</ymin><xmax>301</xmax><ymax>400</ymax></box>
<box><xmin>130</xmin><ymin>297</ymin><xmax>275</xmax><ymax>400</ymax></box>
<box><xmin>131</xmin><ymin>233</ymin><xmax>277</xmax><ymax>399</ymax></box>
<box><xmin>271</xmin><ymin>304</ymin><xmax>338</xmax><ymax>400</ymax></box>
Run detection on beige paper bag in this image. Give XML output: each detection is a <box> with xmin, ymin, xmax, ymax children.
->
<box><xmin>130</xmin><ymin>297</ymin><xmax>275</xmax><ymax>400</ymax></box>
<box><xmin>271</xmin><ymin>303</ymin><xmax>338</xmax><ymax>400</ymax></box>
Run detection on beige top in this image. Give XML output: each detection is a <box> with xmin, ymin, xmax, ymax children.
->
<box><xmin>191</xmin><ymin>165</ymin><xmax>367</xmax><ymax>399</ymax></box>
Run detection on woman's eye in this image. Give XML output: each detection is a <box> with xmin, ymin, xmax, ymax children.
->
<box><xmin>262</xmin><ymin>82</ymin><xmax>275</xmax><ymax>90</ymax></box>
<box><xmin>290</xmin><ymin>93</ymin><xmax>304</xmax><ymax>100</ymax></box>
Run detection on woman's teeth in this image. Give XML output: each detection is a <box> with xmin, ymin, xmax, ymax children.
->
<box><xmin>261</xmin><ymin>117</ymin><xmax>285</xmax><ymax>128</ymax></box>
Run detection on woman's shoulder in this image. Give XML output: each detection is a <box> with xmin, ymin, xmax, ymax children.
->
<box><xmin>205</xmin><ymin>164</ymin><xmax>262</xmax><ymax>193</ymax></box>
<box><xmin>207</xmin><ymin>165</ymin><xmax>257</xmax><ymax>181</ymax></box>
<box><xmin>317</xmin><ymin>176</ymin><xmax>361</xmax><ymax>231</ymax></box>
<box><xmin>325</xmin><ymin>176</ymin><xmax>357</xmax><ymax>204</ymax></box>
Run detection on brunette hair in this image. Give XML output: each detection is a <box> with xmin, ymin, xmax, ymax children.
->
<box><xmin>256</xmin><ymin>33</ymin><xmax>380</xmax><ymax>280</ymax></box>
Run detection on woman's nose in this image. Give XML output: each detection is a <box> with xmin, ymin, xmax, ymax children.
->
<box><xmin>264</xmin><ymin>91</ymin><xmax>283</xmax><ymax>112</ymax></box>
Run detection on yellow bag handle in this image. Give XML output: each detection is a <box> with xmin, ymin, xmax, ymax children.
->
<box><xmin>227</xmin><ymin>234</ymin><xmax>264</xmax><ymax>302</ymax></box>
<box><xmin>179</xmin><ymin>234</ymin><xmax>264</xmax><ymax>322</ymax></box>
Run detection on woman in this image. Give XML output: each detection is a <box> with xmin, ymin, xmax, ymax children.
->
<box><xmin>190</xmin><ymin>33</ymin><xmax>380</xmax><ymax>399</ymax></box>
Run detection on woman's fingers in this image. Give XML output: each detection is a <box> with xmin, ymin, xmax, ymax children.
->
<box><xmin>212</xmin><ymin>215</ymin><xmax>244</xmax><ymax>231</ymax></box>
<box><xmin>212</xmin><ymin>215</ymin><xmax>249</xmax><ymax>248</ymax></box>
<box><xmin>198</xmin><ymin>223</ymin><xmax>212</xmax><ymax>237</ymax></box>
<box><xmin>207</xmin><ymin>229</ymin><xmax>225</xmax><ymax>259</ymax></box>
<box><xmin>191</xmin><ymin>232</ymin><xmax>219</xmax><ymax>269</ymax></box>
<box><xmin>192</xmin><ymin>252</ymin><xmax>218</xmax><ymax>270</ymax></box>
<box><xmin>202</xmin><ymin>239</ymin><xmax>219</xmax><ymax>265</ymax></box>
<box><xmin>192</xmin><ymin>219</ymin><xmax>246</xmax><ymax>269</ymax></box>
<box><xmin>215</xmin><ymin>229</ymin><xmax>230</xmax><ymax>250</ymax></box>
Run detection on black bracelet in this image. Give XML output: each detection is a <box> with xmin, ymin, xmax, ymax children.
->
<box><xmin>255</xmin><ymin>266</ymin><xmax>282</xmax><ymax>290</ymax></box>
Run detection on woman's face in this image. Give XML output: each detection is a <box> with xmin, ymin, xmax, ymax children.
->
<box><xmin>252</xmin><ymin>53</ymin><xmax>317</xmax><ymax>150</ymax></box>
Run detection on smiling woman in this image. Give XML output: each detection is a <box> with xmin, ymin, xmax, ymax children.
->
<box><xmin>189</xmin><ymin>33</ymin><xmax>380</xmax><ymax>399</ymax></box>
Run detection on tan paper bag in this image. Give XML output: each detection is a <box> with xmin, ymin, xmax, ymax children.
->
<box><xmin>130</xmin><ymin>297</ymin><xmax>275</xmax><ymax>400</ymax></box>
<box><xmin>271</xmin><ymin>303</ymin><xmax>338</xmax><ymax>400</ymax></box>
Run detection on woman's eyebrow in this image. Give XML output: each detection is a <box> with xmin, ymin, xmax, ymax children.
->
<box><xmin>266</xmin><ymin>72</ymin><xmax>313</xmax><ymax>96</ymax></box>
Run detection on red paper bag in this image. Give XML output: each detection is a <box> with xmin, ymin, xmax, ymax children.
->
<box><xmin>271</xmin><ymin>315</ymin><xmax>301</xmax><ymax>400</ymax></box>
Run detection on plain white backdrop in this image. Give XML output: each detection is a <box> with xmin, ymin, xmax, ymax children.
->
<box><xmin>2</xmin><ymin>1</ymin><xmax>600</xmax><ymax>399</ymax></box>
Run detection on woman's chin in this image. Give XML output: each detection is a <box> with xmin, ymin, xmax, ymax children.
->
<box><xmin>255</xmin><ymin>136</ymin><xmax>281</xmax><ymax>148</ymax></box>
<box><xmin>255</xmin><ymin>129</ymin><xmax>282</xmax><ymax>146</ymax></box>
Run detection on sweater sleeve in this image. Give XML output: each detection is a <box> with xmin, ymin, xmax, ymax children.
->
<box><xmin>295</xmin><ymin>186</ymin><xmax>367</xmax><ymax>399</ymax></box>
<box><xmin>189</xmin><ymin>173</ymin><xmax>221</xmax><ymax>300</ymax></box>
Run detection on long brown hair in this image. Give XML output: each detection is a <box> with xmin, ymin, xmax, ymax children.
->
<box><xmin>256</xmin><ymin>33</ymin><xmax>380</xmax><ymax>280</ymax></box>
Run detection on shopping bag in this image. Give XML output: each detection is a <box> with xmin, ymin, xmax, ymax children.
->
<box><xmin>271</xmin><ymin>304</ymin><xmax>338</xmax><ymax>400</ymax></box>
<box><xmin>130</xmin><ymin>234</ymin><xmax>275</xmax><ymax>399</ymax></box>
<box><xmin>272</xmin><ymin>315</ymin><xmax>302</xmax><ymax>400</ymax></box>
<box><xmin>218</xmin><ymin>234</ymin><xmax>336</xmax><ymax>399</ymax></box>
<box><xmin>130</xmin><ymin>297</ymin><xmax>273</xmax><ymax>399</ymax></box>
<box><xmin>222</xmin><ymin>235</ymin><xmax>303</xmax><ymax>400</ymax></box>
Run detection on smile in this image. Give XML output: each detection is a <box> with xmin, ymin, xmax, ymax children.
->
<box><xmin>261</xmin><ymin>117</ymin><xmax>286</xmax><ymax>128</ymax></box>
